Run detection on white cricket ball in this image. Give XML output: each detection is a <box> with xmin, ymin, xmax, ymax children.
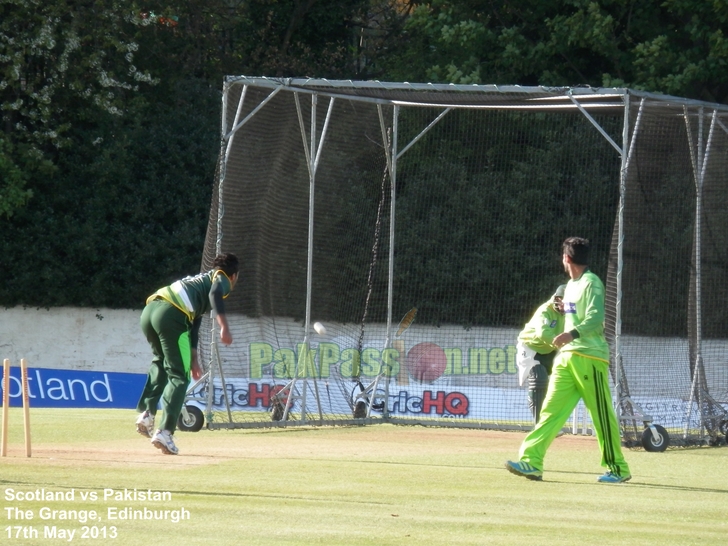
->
<box><xmin>313</xmin><ymin>321</ymin><xmax>327</xmax><ymax>335</ymax></box>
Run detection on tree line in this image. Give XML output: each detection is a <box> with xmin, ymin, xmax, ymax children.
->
<box><xmin>2</xmin><ymin>0</ymin><xmax>727</xmax><ymax>311</ymax></box>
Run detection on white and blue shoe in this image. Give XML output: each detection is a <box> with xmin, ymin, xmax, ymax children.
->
<box><xmin>135</xmin><ymin>411</ymin><xmax>154</xmax><ymax>438</ymax></box>
<box><xmin>151</xmin><ymin>429</ymin><xmax>179</xmax><ymax>455</ymax></box>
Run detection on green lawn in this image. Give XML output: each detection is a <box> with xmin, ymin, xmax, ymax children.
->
<box><xmin>1</xmin><ymin>408</ymin><xmax>726</xmax><ymax>545</ymax></box>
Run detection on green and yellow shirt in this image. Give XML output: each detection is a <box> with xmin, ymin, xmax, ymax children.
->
<box><xmin>562</xmin><ymin>269</ymin><xmax>609</xmax><ymax>362</ymax></box>
<box><xmin>147</xmin><ymin>270</ymin><xmax>233</xmax><ymax>323</ymax></box>
<box><xmin>518</xmin><ymin>299</ymin><xmax>564</xmax><ymax>355</ymax></box>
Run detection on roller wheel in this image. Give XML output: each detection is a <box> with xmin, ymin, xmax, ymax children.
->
<box><xmin>353</xmin><ymin>401</ymin><xmax>367</xmax><ymax>419</ymax></box>
<box><xmin>641</xmin><ymin>424</ymin><xmax>669</xmax><ymax>452</ymax></box>
<box><xmin>177</xmin><ymin>405</ymin><xmax>204</xmax><ymax>432</ymax></box>
<box><xmin>271</xmin><ymin>401</ymin><xmax>287</xmax><ymax>421</ymax></box>
<box><xmin>719</xmin><ymin>420</ymin><xmax>728</xmax><ymax>436</ymax></box>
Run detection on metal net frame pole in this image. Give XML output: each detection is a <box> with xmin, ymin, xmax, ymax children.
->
<box><xmin>273</xmin><ymin>91</ymin><xmax>334</xmax><ymax>423</ymax></box>
<box><xmin>683</xmin><ymin>107</ymin><xmax>726</xmax><ymax>442</ymax></box>
<box><xmin>613</xmin><ymin>98</ymin><xmax>648</xmax><ymax>437</ymax></box>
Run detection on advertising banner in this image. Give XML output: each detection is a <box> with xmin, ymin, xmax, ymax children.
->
<box><xmin>1</xmin><ymin>367</ymin><xmax>145</xmax><ymax>409</ymax></box>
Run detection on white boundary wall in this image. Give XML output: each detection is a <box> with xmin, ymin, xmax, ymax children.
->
<box><xmin>0</xmin><ymin>307</ymin><xmax>150</xmax><ymax>374</ymax></box>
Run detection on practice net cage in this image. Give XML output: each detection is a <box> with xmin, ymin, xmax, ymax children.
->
<box><xmin>188</xmin><ymin>77</ymin><xmax>728</xmax><ymax>449</ymax></box>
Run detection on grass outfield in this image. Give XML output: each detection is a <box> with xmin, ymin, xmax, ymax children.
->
<box><xmin>1</xmin><ymin>408</ymin><xmax>726</xmax><ymax>545</ymax></box>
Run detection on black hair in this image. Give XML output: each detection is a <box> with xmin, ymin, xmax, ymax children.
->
<box><xmin>562</xmin><ymin>237</ymin><xmax>590</xmax><ymax>265</ymax></box>
<box><xmin>213</xmin><ymin>253</ymin><xmax>239</xmax><ymax>277</ymax></box>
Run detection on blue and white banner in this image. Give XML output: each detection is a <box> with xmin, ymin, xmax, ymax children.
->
<box><xmin>1</xmin><ymin>367</ymin><xmax>145</xmax><ymax>409</ymax></box>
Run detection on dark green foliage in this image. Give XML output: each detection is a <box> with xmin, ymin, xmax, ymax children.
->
<box><xmin>129</xmin><ymin>0</ymin><xmax>369</xmax><ymax>82</ymax></box>
<box><xmin>0</xmin><ymin>0</ymin><xmax>370</xmax><ymax>308</ymax></box>
<box><xmin>2</xmin><ymin>0</ymin><xmax>727</xmax><ymax>322</ymax></box>
<box><xmin>0</xmin><ymin>137</ymin><xmax>35</xmax><ymax>218</ymax></box>
<box><xmin>376</xmin><ymin>0</ymin><xmax>728</xmax><ymax>103</ymax></box>
<box><xmin>0</xmin><ymin>80</ymin><xmax>219</xmax><ymax>308</ymax></box>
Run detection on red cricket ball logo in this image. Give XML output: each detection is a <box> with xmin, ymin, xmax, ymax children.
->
<box><xmin>406</xmin><ymin>342</ymin><xmax>447</xmax><ymax>383</ymax></box>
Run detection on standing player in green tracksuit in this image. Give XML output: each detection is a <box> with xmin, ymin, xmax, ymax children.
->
<box><xmin>135</xmin><ymin>253</ymin><xmax>239</xmax><ymax>455</ymax></box>
<box><xmin>506</xmin><ymin>237</ymin><xmax>631</xmax><ymax>483</ymax></box>
<box><xmin>518</xmin><ymin>284</ymin><xmax>566</xmax><ymax>423</ymax></box>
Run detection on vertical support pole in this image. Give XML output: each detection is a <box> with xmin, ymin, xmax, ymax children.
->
<box><xmin>614</xmin><ymin>94</ymin><xmax>630</xmax><ymax>421</ymax></box>
<box><xmin>615</xmin><ymin>97</ymin><xmax>644</xmax><ymax>422</ymax></box>
<box><xmin>206</xmin><ymin>81</ymin><xmax>232</xmax><ymax>425</ymax></box>
<box><xmin>217</xmin><ymin>79</ymin><xmax>229</xmax><ymax>253</ymax></box>
<box><xmin>683</xmin><ymin>106</ymin><xmax>698</xmax><ymax>437</ymax></box>
<box><xmin>217</xmin><ymin>82</ymin><xmax>234</xmax><ymax>256</ymax></box>
<box><xmin>696</xmin><ymin>107</ymin><xmax>703</xmax><ymax>343</ymax></box>
<box><xmin>694</xmin><ymin>110</ymin><xmax>716</xmax><ymax>437</ymax></box>
<box><xmin>383</xmin><ymin>105</ymin><xmax>400</xmax><ymax>419</ymax></box>
<box><xmin>694</xmin><ymin>109</ymin><xmax>718</xmax><ymax>386</ymax></box>
<box><xmin>375</xmin><ymin>105</ymin><xmax>395</xmax><ymax>345</ymax></box>
<box><xmin>683</xmin><ymin>107</ymin><xmax>717</xmax><ymax>439</ymax></box>
<box><xmin>289</xmin><ymin>93</ymin><xmax>333</xmax><ymax>422</ymax></box>
<box><xmin>20</xmin><ymin>359</ymin><xmax>30</xmax><ymax>458</ymax></box>
<box><xmin>301</xmin><ymin>93</ymin><xmax>320</xmax><ymax>424</ymax></box>
<box><xmin>304</xmin><ymin>92</ymin><xmax>317</xmax><ymax>344</ymax></box>
<box><xmin>387</xmin><ymin>106</ymin><xmax>399</xmax><ymax>342</ymax></box>
<box><xmin>694</xmin><ymin>108</ymin><xmax>705</xmax><ymax>436</ymax></box>
<box><xmin>1</xmin><ymin>359</ymin><xmax>9</xmax><ymax>457</ymax></box>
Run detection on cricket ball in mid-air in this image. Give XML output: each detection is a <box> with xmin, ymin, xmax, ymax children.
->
<box><xmin>313</xmin><ymin>321</ymin><xmax>327</xmax><ymax>335</ymax></box>
<box><xmin>406</xmin><ymin>342</ymin><xmax>447</xmax><ymax>382</ymax></box>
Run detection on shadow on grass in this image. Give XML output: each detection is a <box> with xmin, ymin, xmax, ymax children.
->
<box><xmin>496</xmin><ymin>467</ymin><xmax>728</xmax><ymax>494</ymax></box>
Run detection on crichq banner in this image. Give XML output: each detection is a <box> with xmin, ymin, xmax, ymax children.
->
<box><xmin>0</xmin><ymin>367</ymin><xmax>145</xmax><ymax>408</ymax></box>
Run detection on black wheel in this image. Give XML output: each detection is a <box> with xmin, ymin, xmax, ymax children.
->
<box><xmin>353</xmin><ymin>401</ymin><xmax>367</xmax><ymax>418</ymax></box>
<box><xmin>177</xmin><ymin>405</ymin><xmax>204</xmax><ymax>432</ymax></box>
<box><xmin>641</xmin><ymin>424</ymin><xmax>669</xmax><ymax>452</ymax></box>
<box><xmin>370</xmin><ymin>388</ymin><xmax>386</xmax><ymax>412</ymax></box>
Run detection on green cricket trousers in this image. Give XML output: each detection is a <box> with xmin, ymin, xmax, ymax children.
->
<box><xmin>519</xmin><ymin>351</ymin><xmax>630</xmax><ymax>477</ymax></box>
<box><xmin>136</xmin><ymin>298</ymin><xmax>192</xmax><ymax>433</ymax></box>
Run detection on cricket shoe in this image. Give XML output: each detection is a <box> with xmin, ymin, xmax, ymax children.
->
<box><xmin>505</xmin><ymin>460</ymin><xmax>543</xmax><ymax>481</ymax></box>
<box><xmin>597</xmin><ymin>471</ymin><xmax>631</xmax><ymax>484</ymax></box>
<box><xmin>135</xmin><ymin>411</ymin><xmax>154</xmax><ymax>438</ymax></box>
<box><xmin>151</xmin><ymin>429</ymin><xmax>179</xmax><ymax>455</ymax></box>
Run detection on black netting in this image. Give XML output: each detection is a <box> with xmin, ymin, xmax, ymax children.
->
<box><xmin>193</xmin><ymin>80</ymin><xmax>727</xmax><ymax>444</ymax></box>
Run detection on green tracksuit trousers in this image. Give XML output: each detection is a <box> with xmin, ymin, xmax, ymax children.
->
<box><xmin>519</xmin><ymin>352</ymin><xmax>630</xmax><ymax>477</ymax></box>
<box><xmin>136</xmin><ymin>299</ymin><xmax>192</xmax><ymax>433</ymax></box>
